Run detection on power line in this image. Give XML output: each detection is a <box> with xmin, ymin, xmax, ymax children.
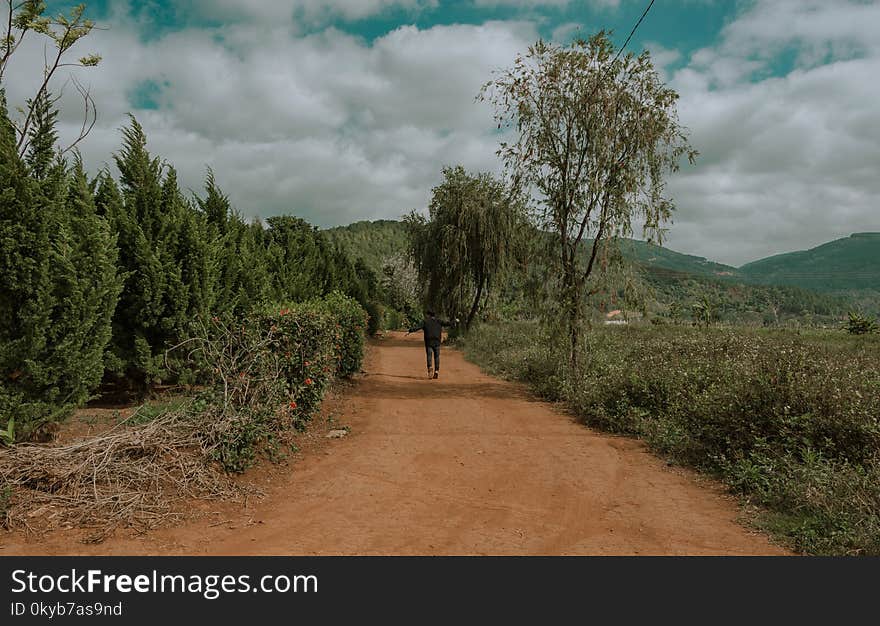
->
<box><xmin>611</xmin><ymin>0</ymin><xmax>657</xmax><ymax>66</ymax></box>
<box><xmin>586</xmin><ymin>0</ymin><xmax>657</xmax><ymax>101</ymax></box>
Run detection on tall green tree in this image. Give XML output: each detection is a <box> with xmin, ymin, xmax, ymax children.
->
<box><xmin>0</xmin><ymin>90</ymin><xmax>52</xmax><ymax>439</ymax></box>
<box><xmin>108</xmin><ymin>117</ymin><xmax>187</xmax><ymax>386</ymax></box>
<box><xmin>265</xmin><ymin>215</ymin><xmax>331</xmax><ymax>302</ymax></box>
<box><xmin>0</xmin><ymin>91</ymin><xmax>119</xmax><ymax>441</ymax></box>
<box><xmin>237</xmin><ymin>218</ymin><xmax>273</xmax><ymax>310</ymax></box>
<box><xmin>40</xmin><ymin>158</ymin><xmax>122</xmax><ymax>420</ymax></box>
<box><xmin>406</xmin><ymin>165</ymin><xmax>526</xmax><ymax>329</ymax></box>
<box><xmin>163</xmin><ymin>166</ymin><xmax>217</xmax><ymax>321</ymax></box>
<box><xmin>480</xmin><ymin>32</ymin><xmax>697</xmax><ymax>368</ymax></box>
<box><xmin>198</xmin><ymin>172</ymin><xmax>236</xmax><ymax>314</ymax></box>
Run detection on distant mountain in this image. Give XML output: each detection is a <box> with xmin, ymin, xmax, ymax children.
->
<box><xmin>740</xmin><ymin>233</ymin><xmax>880</xmax><ymax>293</ymax></box>
<box><xmin>325</xmin><ymin>220</ymin><xmax>880</xmax><ymax>320</ymax></box>
<box><xmin>324</xmin><ymin>220</ymin><xmax>878</xmax><ymax>310</ymax></box>
<box><xmin>618</xmin><ymin>239</ymin><xmax>742</xmax><ymax>281</ymax></box>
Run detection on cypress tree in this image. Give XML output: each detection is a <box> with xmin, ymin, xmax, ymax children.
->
<box><xmin>108</xmin><ymin>117</ymin><xmax>178</xmax><ymax>387</ymax></box>
<box><xmin>265</xmin><ymin>215</ymin><xmax>326</xmax><ymax>302</ymax></box>
<box><xmin>1</xmin><ymin>92</ymin><xmax>121</xmax><ymax>440</ymax></box>
<box><xmin>237</xmin><ymin>218</ymin><xmax>273</xmax><ymax>312</ymax></box>
<box><xmin>25</xmin><ymin>91</ymin><xmax>60</xmax><ymax>182</ymax></box>
<box><xmin>198</xmin><ymin>170</ymin><xmax>235</xmax><ymax>314</ymax></box>
<box><xmin>36</xmin><ymin>160</ymin><xmax>122</xmax><ymax>424</ymax></box>
<box><xmin>0</xmin><ymin>90</ymin><xmax>53</xmax><ymax>438</ymax></box>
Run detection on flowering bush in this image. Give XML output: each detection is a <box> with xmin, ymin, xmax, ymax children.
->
<box><xmin>180</xmin><ymin>294</ymin><xmax>367</xmax><ymax>473</ymax></box>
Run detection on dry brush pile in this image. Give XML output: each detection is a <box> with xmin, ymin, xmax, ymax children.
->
<box><xmin>0</xmin><ymin>293</ymin><xmax>367</xmax><ymax>541</ymax></box>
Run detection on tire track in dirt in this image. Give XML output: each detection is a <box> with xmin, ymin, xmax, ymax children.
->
<box><xmin>1</xmin><ymin>332</ymin><xmax>789</xmax><ymax>555</ymax></box>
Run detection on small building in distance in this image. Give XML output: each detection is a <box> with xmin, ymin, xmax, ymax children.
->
<box><xmin>604</xmin><ymin>309</ymin><xmax>642</xmax><ymax>326</ymax></box>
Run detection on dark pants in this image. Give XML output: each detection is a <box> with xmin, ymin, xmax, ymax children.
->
<box><xmin>425</xmin><ymin>344</ymin><xmax>440</xmax><ymax>371</ymax></box>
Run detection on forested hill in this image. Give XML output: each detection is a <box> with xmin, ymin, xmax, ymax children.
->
<box><xmin>323</xmin><ymin>220</ymin><xmax>878</xmax><ymax>321</ymax></box>
<box><xmin>326</xmin><ymin>220</ymin><xmax>878</xmax><ymax>295</ymax></box>
<box><xmin>740</xmin><ymin>233</ymin><xmax>880</xmax><ymax>293</ymax></box>
<box><xmin>324</xmin><ymin>220</ymin><xmax>409</xmax><ymax>274</ymax></box>
<box><xmin>619</xmin><ymin>239</ymin><xmax>740</xmax><ymax>280</ymax></box>
<box><xmin>325</xmin><ymin>219</ymin><xmax>742</xmax><ymax>279</ymax></box>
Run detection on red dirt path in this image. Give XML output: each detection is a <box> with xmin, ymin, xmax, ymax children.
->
<box><xmin>1</xmin><ymin>332</ymin><xmax>788</xmax><ymax>555</ymax></box>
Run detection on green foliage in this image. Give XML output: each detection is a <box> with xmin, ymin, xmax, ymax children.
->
<box><xmin>324</xmin><ymin>220</ymin><xmax>409</xmax><ymax>275</ymax></box>
<box><xmin>0</xmin><ymin>93</ymin><xmax>120</xmax><ymax>441</ymax></box>
<box><xmin>406</xmin><ymin>165</ymin><xmax>526</xmax><ymax>328</ymax></box>
<box><xmin>105</xmin><ymin>118</ymin><xmax>193</xmax><ymax>386</ymax></box>
<box><xmin>384</xmin><ymin>308</ymin><xmax>405</xmax><ymax>331</ymax></box>
<box><xmin>481</xmin><ymin>32</ymin><xmax>697</xmax><ymax>369</ymax></box>
<box><xmin>0</xmin><ymin>91</ymin><xmax>378</xmax><ymax>439</ymax></box>
<box><xmin>0</xmin><ymin>417</ymin><xmax>13</xmax><ymax>446</ymax></box>
<box><xmin>364</xmin><ymin>300</ymin><xmax>384</xmax><ymax>336</ymax></box>
<box><xmin>691</xmin><ymin>294</ymin><xmax>716</xmax><ymax>328</ymax></box>
<box><xmin>321</xmin><ymin>292</ymin><xmax>368</xmax><ymax>376</ymax></box>
<box><xmin>186</xmin><ymin>295</ymin><xmax>367</xmax><ymax>473</ymax></box>
<box><xmin>461</xmin><ymin>322</ymin><xmax>880</xmax><ymax>555</ymax></box>
<box><xmin>845</xmin><ymin>312</ymin><xmax>878</xmax><ymax>335</ymax></box>
<box><xmin>324</xmin><ymin>220</ymin><xmax>422</xmax><ymax>321</ymax></box>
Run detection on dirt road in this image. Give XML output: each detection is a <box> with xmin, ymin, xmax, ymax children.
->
<box><xmin>2</xmin><ymin>332</ymin><xmax>787</xmax><ymax>555</ymax></box>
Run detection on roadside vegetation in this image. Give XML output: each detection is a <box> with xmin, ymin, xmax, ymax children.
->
<box><xmin>460</xmin><ymin>322</ymin><xmax>880</xmax><ymax>555</ymax></box>
<box><xmin>402</xmin><ymin>31</ymin><xmax>880</xmax><ymax>556</ymax></box>
<box><xmin>0</xmin><ymin>3</ymin><xmax>373</xmax><ymax>539</ymax></box>
<box><xmin>0</xmin><ymin>294</ymin><xmax>366</xmax><ymax>538</ymax></box>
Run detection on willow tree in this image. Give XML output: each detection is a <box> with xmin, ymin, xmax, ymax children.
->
<box><xmin>406</xmin><ymin>165</ymin><xmax>525</xmax><ymax>330</ymax></box>
<box><xmin>480</xmin><ymin>32</ymin><xmax>697</xmax><ymax>369</ymax></box>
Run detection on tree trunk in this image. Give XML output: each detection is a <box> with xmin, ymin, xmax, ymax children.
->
<box><xmin>465</xmin><ymin>276</ymin><xmax>484</xmax><ymax>330</ymax></box>
<box><xmin>568</xmin><ymin>300</ymin><xmax>580</xmax><ymax>373</ymax></box>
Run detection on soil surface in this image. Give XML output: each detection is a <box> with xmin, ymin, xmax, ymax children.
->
<box><xmin>1</xmin><ymin>332</ymin><xmax>788</xmax><ymax>555</ymax></box>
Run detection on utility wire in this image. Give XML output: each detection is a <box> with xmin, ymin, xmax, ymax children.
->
<box><xmin>612</xmin><ymin>0</ymin><xmax>657</xmax><ymax>67</ymax></box>
<box><xmin>585</xmin><ymin>0</ymin><xmax>657</xmax><ymax>102</ymax></box>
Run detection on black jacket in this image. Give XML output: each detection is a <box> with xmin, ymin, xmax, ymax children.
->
<box><xmin>409</xmin><ymin>316</ymin><xmax>452</xmax><ymax>347</ymax></box>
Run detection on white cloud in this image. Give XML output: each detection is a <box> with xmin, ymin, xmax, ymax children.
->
<box><xmin>660</xmin><ymin>0</ymin><xmax>880</xmax><ymax>265</ymax></box>
<box><xmin>3</xmin><ymin>0</ymin><xmax>877</xmax><ymax>267</ymax></box>
<box><xmin>2</xmin><ymin>16</ymin><xmax>537</xmax><ymax>228</ymax></box>
<box><xmin>551</xmin><ymin>22</ymin><xmax>584</xmax><ymax>42</ymax></box>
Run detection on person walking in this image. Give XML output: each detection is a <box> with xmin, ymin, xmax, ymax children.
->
<box><xmin>406</xmin><ymin>310</ymin><xmax>458</xmax><ymax>379</ymax></box>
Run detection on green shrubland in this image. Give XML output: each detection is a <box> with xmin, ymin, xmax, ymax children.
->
<box><xmin>461</xmin><ymin>322</ymin><xmax>880</xmax><ymax>555</ymax></box>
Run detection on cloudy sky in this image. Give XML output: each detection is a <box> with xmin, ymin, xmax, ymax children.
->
<box><xmin>3</xmin><ymin>0</ymin><xmax>879</xmax><ymax>266</ymax></box>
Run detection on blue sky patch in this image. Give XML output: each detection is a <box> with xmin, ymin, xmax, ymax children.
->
<box><xmin>127</xmin><ymin>79</ymin><xmax>165</xmax><ymax>110</ymax></box>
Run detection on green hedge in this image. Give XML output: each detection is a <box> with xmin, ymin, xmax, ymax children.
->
<box><xmin>196</xmin><ymin>293</ymin><xmax>367</xmax><ymax>472</ymax></box>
